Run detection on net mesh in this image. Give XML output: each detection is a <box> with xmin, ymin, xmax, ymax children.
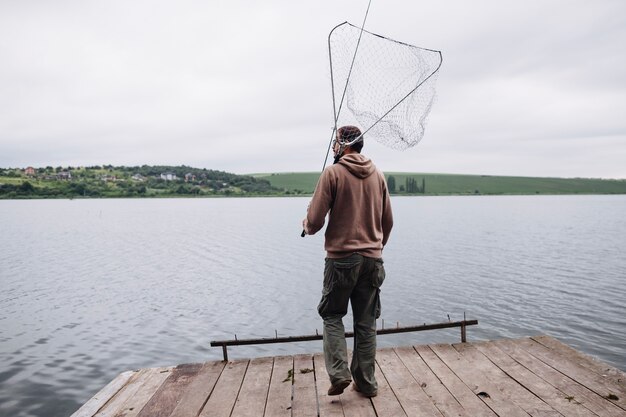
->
<box><xmin>329</xmin><ymin>22</ymin><xmax>442</xmax><ymax>150</ymax></box>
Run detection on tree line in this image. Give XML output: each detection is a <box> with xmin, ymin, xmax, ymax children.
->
<box><xmin>386</xmin><ymin>175</ymin><xmax>425</xmax><ymax>194</ymax></box>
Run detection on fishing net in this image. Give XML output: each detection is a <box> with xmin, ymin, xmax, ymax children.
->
<box><xmin>328</xmin><ymin>22</ymin><xmax>442</xmax><ymax>150</ymax></box>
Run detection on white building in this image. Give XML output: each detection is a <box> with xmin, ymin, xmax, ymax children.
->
<box><xmin>160</xmin><ymin>173</ymin><xmax>177</xmax><ymax>181</ymax></box>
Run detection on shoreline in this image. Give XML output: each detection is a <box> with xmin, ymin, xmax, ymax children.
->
<box><xmin>3</xmin><ymin>191</ymin><xmax>626</xmax><ymax>201</ymax></box>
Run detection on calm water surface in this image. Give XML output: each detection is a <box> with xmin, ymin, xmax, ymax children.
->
<box><xmin>1</xmin><ymin>195</ymin><xmax>625</xmax><ymax>417</ymax></box>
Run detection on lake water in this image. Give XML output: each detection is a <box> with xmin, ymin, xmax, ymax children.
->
<box><xmin>1</xmin><ymin>195</ymin><xmax>625</xmax><ymax>417</ymax></box>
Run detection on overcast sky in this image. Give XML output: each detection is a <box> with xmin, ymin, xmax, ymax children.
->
<box><xmin>1</xmin><ymin>0</ymin><xmax>624</xmax><ymax>178</ymax></box>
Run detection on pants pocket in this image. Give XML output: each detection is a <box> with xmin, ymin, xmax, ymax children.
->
<box><xmin>318</xmin><ymin>256</ymin><xmax>361</xmax><ymax>317</ymax></box>
<box><xmin>326</xmin><ymin>256</ymin><xmax>361</xmax><ymax>290</ymax></box>
<box><xmin>332</xmin><ymin>261</ymin><xmax>359</xmax><ymax>289</ymax></box>
<box><xmin>372</xmin><ymin>259</ymin><xmax>385</xmax><ymax>318</ymax></box>
<box><xmin>372</xmin><ymin>258</ymin><xmax>385</xmax><ymax>288</ymax></box>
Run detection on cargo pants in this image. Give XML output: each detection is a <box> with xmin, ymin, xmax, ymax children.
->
<box><xmin>317</xmin><ymin>253</ymin><xmax>385</xmax><ymax>396</ymax></box>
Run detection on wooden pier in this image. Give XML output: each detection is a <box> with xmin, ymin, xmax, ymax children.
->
<box><xmin>72</xmin><ymin>335</ymin><xmax>626</xmax><ymax>417</ymax></box>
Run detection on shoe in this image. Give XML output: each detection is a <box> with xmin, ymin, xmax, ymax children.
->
<box><xmin>353</xmin><ymin>382</ymin><xmax>378</xmax><ymax>398</ymax></box>
<box><xmin>327</xmin><ymin>380</ymin><xmax>351</xmax><ymax>396</ymax></box>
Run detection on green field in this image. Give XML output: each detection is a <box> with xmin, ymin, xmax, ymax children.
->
<box><xmin>250</xmin><ymin>172</ymin><xmax>322</xmax><ymax>194</ymax></box>
<box><xmin>252</xmin><ymin>172</ymin><xmax>626</xmax><ymax>195</ymax></box>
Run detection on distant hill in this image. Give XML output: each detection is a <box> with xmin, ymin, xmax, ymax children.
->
<box><xmin>252</xmin><ymin>172</ymin><xmax>626</xmax><ymax>196</ymax></box>
<box><xmin>3</xmin><ymin>166</ymin><xmax>625</xmax><ymax>199</ymax></box>
<box><xmin>0</xmin><ymin>165</ymin><xmax>281</xmax><ymax>199</ymax></box>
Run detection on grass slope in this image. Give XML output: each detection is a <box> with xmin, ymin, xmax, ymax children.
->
<box><xmin>253</xmin><ymin>172</ymin><xmax>626</xmax><ymax>195</ymax></box>
<box><xmin>251</xmin><ymin>172</ymin><xmax>322</xmax><ymax>194</ymax></box>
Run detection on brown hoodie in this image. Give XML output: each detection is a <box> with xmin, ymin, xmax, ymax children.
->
<box><xmin>304</xmin><ymin>153</ymin><xmax>393</xmax><ymax>258</ymax></box>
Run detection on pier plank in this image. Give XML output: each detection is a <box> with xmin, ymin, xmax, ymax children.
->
<box><xmin>199</xmin><ymin>359</ymin><xmax>249</xmax><ymax>417</ymax></box>
<box><xmin>515</xmin><ymin>337</ymin><xmax>626</xmax><ymax>411</ymax></box>
<box><xmin>415</xmin><ymin>344</ymin><xmax>498</xmax><ymax>417</ymax></box>
<box><xmin>370</xmin><ymin>360</ymin><xmax>407</xmax><ymax>416</ymax></box>
<box><xmin>376</xmin><ymin>347</ymin><xmax>443</xmax><ymax>416</ymax></box>
<box><xmin>292</xmin><ymin>354</ymin><xmax>318</xmax><ymax>417</ymax></box>
<box><xmin>531</xmin><ymin>335</ymin><xmax>626</xmax><ymax>384</ymax></box>
<box><xmin>95</xmin><ymin>368</ymin><xmax>154</xmax><ymax>417</ymax></box>
<box><xmin>430</xmin><ymin>343</ymin><xmax>530</xmax><ymax>417</ymax></box>
<box><xmin>112</xmin><ymin>367</ymin><xmax>173</xmax><ymax>417</ymax></box>
<box><xmin>169</xmin><ymin>360</ymin><xmax>226</xmax><ymax>417</ymax></box>
<box><xmin>496</xmin><ymin>339</ymin><xmax>626</xmax><ymax>417</ymax></box>
<box><xmin>321</xmin><ymin>351</ymin><xmax>377</xmax><ymax>417</ymax></box>
<box><xmin>475</xmin><ymin>341</ymin><xmax>599</xmax><ymax>417</ymax></box>
<box><xmin>135</xmin><ymin>363</ymin><xmax>203</xmax><ymax>417</ymax></box>
<box><xmin>231</xmin><ymin>356</ymin><xmax>274</xmax><ymax>417</ymax></box>
<box><xmin>71</xmin><ymin>370</ymin><xmax>136</xmax><ymax>417</ymax></box>
<box><xmin>337</xmin><ymin>380</ymin><xmax>377</xmax><ymax>417</ymax></box>
<box><xmin>314</xmin><ymin>352</ymin><xmax>346</xmax><ymax>417</ymax></box>
<box><xmin>264</xmin><ymin>356</ymin><xmax>294</xmax><ymax>417</ymax></box>
<box><xmin>395</xmin><ymin>346</ymin><xmax>469</xmax><ymax>417</ymax></box>
<box><xmin>452</xmin><ymin>343</ymin><xmax>560</xmax><ymax>417</ymax></box>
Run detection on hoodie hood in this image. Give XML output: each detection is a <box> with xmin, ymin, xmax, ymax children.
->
<box><xmin>338</xmin><ymin>153</ymin><xmax>376</xmax><ymax>179</ymax></box>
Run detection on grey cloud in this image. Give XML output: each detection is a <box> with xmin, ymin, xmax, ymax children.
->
<box><xmin>1</xmin><ymin>0</ymin><xmax>624</xmax><ymax>178</ymax></box>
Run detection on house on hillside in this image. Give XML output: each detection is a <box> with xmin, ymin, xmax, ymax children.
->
<box><xmin>160</xmin><ymin>173</ymin><xmax>177</xmax><ymax>181</ymax></box>
<box><xmin>24</xmin><ymin>167</ymin><xmax>36</xmax><ymax>176</ymax></box>
<box><xmin>57</xmin><ymin>171</ymin><xmax>72</xmax><ymax>180</ymax></box>
<box><xmin>184</xmin><ymin>173</ymin><xmax>196</xmax><ymax>182</ymax></box>
<box><xmin>131</xmin><ymin>174</ymin><xmax>145</xmax><ymax>182</ymax></box>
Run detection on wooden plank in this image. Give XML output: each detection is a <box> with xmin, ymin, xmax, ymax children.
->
<box><xmin>430</xmin><ymin>343</ymin><xmax>530</xmax><ymax>417</ymax></box>
<box><xmin>395</xmin><ymin>346</ymin><xmax>470</xmax><ymax>417</ymax></box>
<box><xmin>315</xmin><ymin>351</ymin><xmax>376</xmax><ymax>417</ymax></box>
<box><xmin>531</xmin><ymin>336</ymin><xmax>626</xmax><ymax>383</ymax></box>
<box><xmin>515</xmin><ymin>337</ymin><xmax>626</xmax><ymax>411</ymax></box>
<box><xmin>231</xmin><ymin>356</ymin><xmax>274</xmax><ymax>417</ymax></box>
<box><xmin>414</xmin><ymin>344</ymin><xmax>498</xmax><ymax>417</ymax></box>
<box><xmin>370</xmin><ymin>359</ymin><xmax>407</xmax><ymax>417</ymax></box>
<box><xmin>496</xmin><ymin>339</ymin><xmax>626</xmax><ymax>417</ymax></box>
<box><xmin>169</xmin><ymin>360</ymin><xmax>226</xmax><ymax>417</ymax></box>
<box><xmin>475</xmin><ymin>341</ymin><xmax>600</xmax><ymax>417</ymax></box>
<box><xmin>338</xmin><ymin>350</ymin><xmax>378</xmax><ymax>417</ymax></box>
<box><xmin>337</xmin><ymin>380</ymin><xmax>377</xmax><ymax>417</ymax></box>
<box><xmin>71</xmin><ymin>371</ymin><xmax>136</xmax><ymax>417</ymax></box>
<box><xmin>452</xmin><ymin>343</ymin><xmax>561</xmax><ymax>417</ymax></box>
<box><xmin>113</xmin><ymin>367</ymin><xmax>173</xmax><ymax>417</ymax></box>
<box><xmin>376</xmin><ymin>347</ymin><xmax>443</xmax><ymax>416</ymax></box>
<box><xmin>135</xmin><ymin>363</ymin><xmax>203</xmax><ymax>417</ymax></box>
<box><xmin>371</xmin><ymin>362</ymin><xmax>404</xmax><ymax>417</ymax></box>
<box><xmin>264</xmin><ymin>356</ymin><xmax>295</xmax><ymax>417</ymax></box>
<box><xmin>292</xmin><ymin>354</ymin><xmax>318</xmax><ymax>417</ymax></box>
<box><xmin>199</xmin><ymin>359</ymin><xmax>249</xmax><ymax>417</ymax></box>
<box><xmin>95</xmin><ymin>369</ymin><xmax>155</xmax><ymax>417</ymax></box>
<box><xmin>200</xmin><ymin>360</ymin><xmax>250</xmax><ymax>417</ymax></box>
<box><xmin>313</xmin><ymin>353</ymin><xmax>345</xmax><ymax>417</ymax></box>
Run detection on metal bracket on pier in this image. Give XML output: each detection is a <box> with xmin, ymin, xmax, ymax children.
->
<box><xmin>210</xmin><ymin>319</ymin><xmax>478</xmax><ymax>362</ymax></box>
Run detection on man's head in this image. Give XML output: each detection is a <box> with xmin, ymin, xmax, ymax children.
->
<box><xmin>334</xmin><ymin>126</ymin><xmax>364</xmax><ymax>160</ymax></box>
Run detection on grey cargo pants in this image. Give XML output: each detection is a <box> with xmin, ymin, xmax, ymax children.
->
<box><xmin>317</xmin><ymin>253</ymin><xmax>385</xmax><ymax>395</ymax></box>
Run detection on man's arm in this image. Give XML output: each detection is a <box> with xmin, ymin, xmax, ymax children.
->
<box><xmin>381</xmin><ymin>176</ymin><xmax>393</xmax><ymax>246</ymax></box>
<box><xmin>302</xmin><ymin>169</ymin><xmax>334</xmax><ymax>235</ymax></box>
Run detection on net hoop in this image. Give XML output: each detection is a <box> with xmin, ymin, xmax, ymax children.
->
<box><xmin>328</xmin><ymin>21</ymin><xmax>443</xmax><ymax>151</ymax></box>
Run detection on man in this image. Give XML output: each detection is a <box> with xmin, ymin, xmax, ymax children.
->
<box><xmin>302</xmin><ymin>125</ymin><xmax>393</xmax><ymax>398</ymax></box>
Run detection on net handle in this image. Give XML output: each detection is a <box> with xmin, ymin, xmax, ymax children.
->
<box><xmin>323</xmin><ymin>0</ymin><xmax>372</xmax><ymax>172</ymax></box>
<box><xmin>303</xmin><ymin>1</ymin><xmax>373</xmax><ymax>238</ymax></box>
